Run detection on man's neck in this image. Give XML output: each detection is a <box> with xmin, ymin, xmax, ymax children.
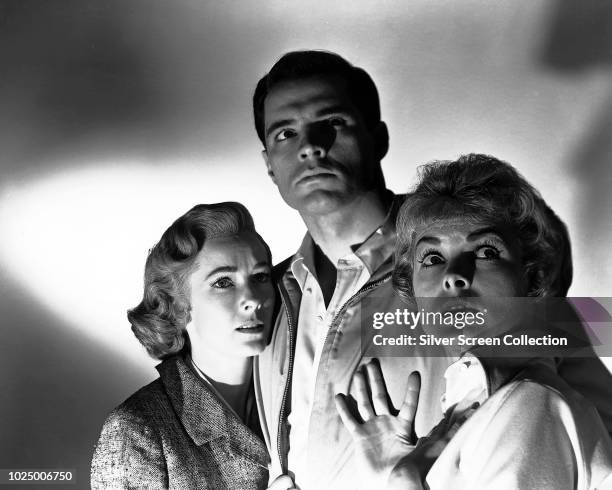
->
<box><xmin>301</xmin><ymin>190</ymin><xmax>389</xmax><ymax>265</ymax></box>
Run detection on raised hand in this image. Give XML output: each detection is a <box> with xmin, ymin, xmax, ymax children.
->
<box><xmin>335</xmin><ymin>360</ymin><xmax>422</xmax><ymax>489</ymax></box>
<box><xmin>387</xmin><ymin>401</ymin><xmax>480</xmax><ymax>489</ymax></box>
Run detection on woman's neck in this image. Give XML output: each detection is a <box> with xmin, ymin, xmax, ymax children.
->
<box><xmin>190</xmin><ymin>348</ymin><xmax>252</xmax><ymax>420</ymax></box>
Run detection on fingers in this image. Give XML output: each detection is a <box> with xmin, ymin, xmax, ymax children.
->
<box><xmin>365</xmin><ymin>360</ymin><xmax>391</xmax><ymax>415</ymax></box>
<box><xmin>335</xmin><ymin>394</ymin><xmax>361</xmax><ymax>435</ymax></box>
<box><xmin>352</xmin><ymin>369</ymin><xmax>376</xmax><ymax>421</ymax></box>
<box><xmin>398</xmin><ymin>371</ymin><xmax>421</xmax><ymax>424</ymax></box>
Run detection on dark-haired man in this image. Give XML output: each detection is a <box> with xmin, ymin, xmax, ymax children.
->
<box><xmin>252</xmin><ymin>50</ymin><xmax>451</xmax><ymax>489</ymax></box>
<box><xmin>252</xmin><ymin>51</ymin><xmax>612</xmax><ymax>490</ymax></box>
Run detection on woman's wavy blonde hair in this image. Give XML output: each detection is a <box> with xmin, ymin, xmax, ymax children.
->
<box><xmin>393</xmin><ymin>154</ymin><xmax>572</xmax><ymax>301</ymax></box>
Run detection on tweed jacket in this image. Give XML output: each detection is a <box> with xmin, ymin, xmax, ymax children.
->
<box><xmin>91</xmin><ymin>355</ymin><xmax>269</xmax><ymax>489</ymax></box>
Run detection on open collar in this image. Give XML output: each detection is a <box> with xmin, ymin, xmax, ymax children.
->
<box><xmin>290</xmin><ymin>191</ymin><xmax>403</xmax><ymax>283</ymax></box>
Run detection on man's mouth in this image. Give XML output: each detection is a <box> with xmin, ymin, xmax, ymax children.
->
<box><xmin>296</xmin><ymin>171</ymin><xmax>337</xmax><ymax>185</ymax></box>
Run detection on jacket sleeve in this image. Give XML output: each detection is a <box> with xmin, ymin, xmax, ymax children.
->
<box><xmin>90</xmin><ymin>406</ymin><xmax>168</xmax><ymax>489</ymax></box>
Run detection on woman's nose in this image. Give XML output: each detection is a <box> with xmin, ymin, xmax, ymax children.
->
<box><xmin>241</xmin><ymin>287</ymin><xmax>262</xmax><ymax>311</ymax></box>
<box><xmin>443</xmin><ymin>273</ymin><xmax>471</xmax><ymax>292</ymax></box>
<box><xmin>442</xmin><ymin>256</ymin><xmax>474</xmax><ymax>293</ymax></box>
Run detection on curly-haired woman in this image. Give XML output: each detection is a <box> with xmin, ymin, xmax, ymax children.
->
<box><xmin>91</xmin><ymin>203</ymin><xmax>294</xmax><ymax>490</ymax></box>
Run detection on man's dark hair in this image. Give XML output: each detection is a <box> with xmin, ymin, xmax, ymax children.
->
<box><xmin>253</xmin><ymin>50</ymin><xmax>381</xmax><ymax>145</ymax></box>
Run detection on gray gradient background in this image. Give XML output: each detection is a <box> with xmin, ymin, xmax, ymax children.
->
<box><xmin>1</xmin><ymin>1</ymin><xmax>611</xmax><ymax>488</ymax></box>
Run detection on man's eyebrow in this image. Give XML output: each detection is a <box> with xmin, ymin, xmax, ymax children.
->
<box><xmin>265</xmin><ymin>118</ymin><xmax>295</xmax><ymax>139</ymax></box>
<box><xmin>204</xmin><ymin>266</ymin><xmax>237</xmax><ymax>280</ymax></box>
<box><xmin>314</xmin><ymin>104</ymin><xmax>354</xmax><ymax>117</ymax></box>
<box><xmin>466</xmin><ymin>227</ymin><xmax>505</xmax><ymax>242</ymax></box>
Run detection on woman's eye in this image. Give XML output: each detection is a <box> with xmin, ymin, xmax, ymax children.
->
<box><xmin>475</xmin><ymin>245</ymin><xmax>501</xmax><ymax>260</ymax></box>
<box><xmin>275</xmin><ymin>129</ymin><xmax>296</xmax><ymax>142</ymax></box>
<box><xmin>417</xmin><ymin>250</ymin><xmax>445</xmax><ymax>267</ymax></box>
<box><xmin>253</xmin><ymin>272</ymin><xmax>271</xmax><ymax>283</ymax></box>
<box><xmin>212</xmin><ymin>277</ymin><xmax>234</xmax><ymax>289</ymax></box>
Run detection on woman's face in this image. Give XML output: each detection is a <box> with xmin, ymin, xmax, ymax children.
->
<box><xmin>410</xmin><ymin>219</ymin><xmax>527</xmax><ymax>335</ymax></box>
<box><xmin>185</xmin><ymin>231</ymin><xmax>274</xmax><ymax>359</ymax></box>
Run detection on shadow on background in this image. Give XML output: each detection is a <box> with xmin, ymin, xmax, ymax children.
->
<box><xmin>539</xmin><ymin>0</ymin><xmax>612</xmax><ymax>241</ymax></box>
<box><xmin>0</xmin><ymin>272</ymin><xmax>151</xmax><ymax>489</ymax></box>
<box><xmin>0</xmin><ymin>0</ymin><xmax>266</xmax><ymax>182</ymax></box>
<box><xmin>0</xmin><ymin>0</ymin><xmax>167</xmax><ymax>180</ymax></box>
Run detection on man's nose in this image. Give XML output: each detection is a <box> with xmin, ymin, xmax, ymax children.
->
<box><xmin>299</xmin><ymin>143</ymin><xmax>326</xmax><ymax>162</ymax></box>
<box><xmin>298</xmin><ymin>124</ymin><xmax>333</xmax><ymax>163</ymax></box>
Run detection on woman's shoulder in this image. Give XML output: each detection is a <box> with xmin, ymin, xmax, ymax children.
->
<box><xmin>102</xmin><ymin>378</ymin><xmax>169</xmax><ymax>429</ymax></box>
<box><xmin>91</xmin><ymin>378</ymin><xmax>170</xmax><ymax>489</ymax></box>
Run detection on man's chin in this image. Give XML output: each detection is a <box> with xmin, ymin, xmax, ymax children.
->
<box><xmin>288</xmin><ymin>189</ymin><xmax>355</xmax><ymax>215</ymax></box>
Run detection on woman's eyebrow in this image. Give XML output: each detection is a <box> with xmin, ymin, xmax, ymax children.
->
<box><xmin>414</xmin><ymin>236</ymin><xmax>441</xmax><ymax>248</ymax></box>
<box><xmin>204</xmin><ymin>266</ymin><xmax>236</xmax><ymax>279</ymax></box>
<box><xmin>253</xmin><ymin>261</ymin><xmax>271</xmax><ymax>269</ymax></box>
<box><xmin>466</xmin><ymin>227</ymin><xmax>505</xmax><ymax>242</ymax></box>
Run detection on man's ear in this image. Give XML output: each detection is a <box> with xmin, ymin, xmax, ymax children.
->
<box><xmin>262</xmin><ymin>149</ymin><xmax>277</xmax><ymax>184</ymax></box>
<box><xmin>373</xmin><ymin>121</ymin><xmax>389</xmax><ymax>161</ymax></box>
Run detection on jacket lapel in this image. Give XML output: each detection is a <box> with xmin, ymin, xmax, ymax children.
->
<box><xmin>156</xmin><ymin>356</ymin><xmax>269</xmax><ymax>468</ymax></box>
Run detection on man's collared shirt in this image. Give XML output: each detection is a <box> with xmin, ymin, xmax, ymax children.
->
<box><xmin>286</xmin><ymin>209</ymin><xmax>396</xmax><ymax>485</ymax></box>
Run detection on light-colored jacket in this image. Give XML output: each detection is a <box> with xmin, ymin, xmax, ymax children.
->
<box><xmin>255</xmin><ymin>251</ymin><xmax>453</xmax><ymax>489</ymax></box>
<box><xmin>91</xmin><ymin>355</ymin><xmax>269</xmax><ymax>489</ymax></box>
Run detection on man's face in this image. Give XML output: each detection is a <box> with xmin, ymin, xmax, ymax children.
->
<box><xmin>262</xmin><ymin>75</ymin><xmax>386</xmax><ymax>216</ymax></box>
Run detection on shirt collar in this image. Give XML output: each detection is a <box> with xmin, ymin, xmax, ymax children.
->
<box><xmin>441</xmin><ymin>353</ymin><xmax>489</xmax><ymax>414</ymax></box>
<box><xmin>290</xmin><ymin>191</ymin><xmax>401</xmax><ymax>284</ymax></box>
<box><xmin>441</xmin><ymin>352</ymin><xmax>558</xmax><ymax>414</ymax></box>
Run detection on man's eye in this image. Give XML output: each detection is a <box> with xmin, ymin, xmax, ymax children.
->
<box><xmin>475</xmin><ymin>245</ymin><xmax>501</xmax><ymax>260</ymax></box>
<box><xmin>212</xmin><ymin>277</ymin><xmax>234</xmax><ymax>289</ymax></box>
<box><xmin>275</xmin><ymin>129</ymin><xmax>297</xmax><ymax>142</ymax></box>
<box><xmin>417</xmin><ymin>249</ymin><xmax>445</xmax><ymax>267</ymax></box>
<box><xmin>328</xmin><ymin>117</ymin><xmax>347</xmax><ymax>127</ymax></box>
<box><xmin>253</xmin><ymin>272</ymin><xmax>271</xmax><ymax>283</ymax></box>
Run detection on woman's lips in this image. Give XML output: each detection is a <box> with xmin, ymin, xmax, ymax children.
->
<box><xmin>236</xmin><ymin>321</ymin><xmax>264</xmax><ymax>334</ymax></box>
